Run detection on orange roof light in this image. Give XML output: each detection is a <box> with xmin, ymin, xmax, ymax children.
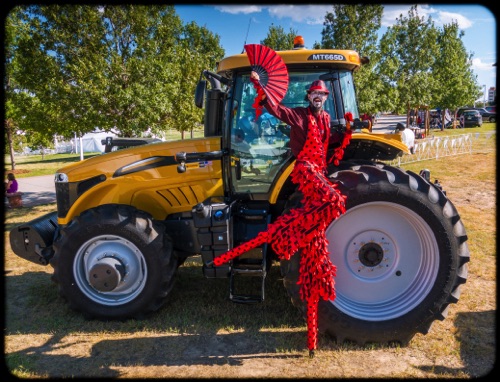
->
<box><xmin>348</xmin><ymin>54</ymin><xmax>360</xmax><ymax>64</ymax></box>
<box><xmin>293</xmin><ymin>35</ymin><xmax>305</xmax><ymax>49</ymax></box>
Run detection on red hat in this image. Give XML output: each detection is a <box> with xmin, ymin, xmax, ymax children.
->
<box><xmin>307</xmin><ymin>80</ymin><xmax>329</xmax><ymax>94</ymax></box>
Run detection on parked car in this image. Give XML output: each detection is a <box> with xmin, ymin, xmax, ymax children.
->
<box><xmin>455</xmin><ymin>107</ymin><xmax>469</xmax><ymax>119</ymax></box>
<box><xmin>485</xmin><ymin>106</ymin><xmax>496</xmax><ymax>113</ymax></box>
<box><xmin>475</xmin><ymin>107</ymin><xmax>496</xmax><ymax>122</ymax></box>
<box><xmin>459</xmin><ymin>109</ymin><xmax>483</xmax><ymax>128</ymax></box>
<box><xmin>100</xmin><ymin>137</ymin><xmax>162</xmax><ymax>153</ymax></box>
<box><xmin>456</xmin><ymin>107</ymin><xmax>495</xmax><ymax>123</ymax></box>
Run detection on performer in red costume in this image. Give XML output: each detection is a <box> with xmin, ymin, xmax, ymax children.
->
<box><xmin>210</xmin><ymin>71</ymin><xmax>353</xmax><ymax>357</ymax></box>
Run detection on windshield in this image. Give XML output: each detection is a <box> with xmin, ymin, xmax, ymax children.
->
<box><xmin>228</xmin><ymin>69</ymin><xmax>359</xmax><ymax>195</ymax></box>
<box><xmin>339</xmin><ymin>71</ymin><xmax>359</xmax><ymax>117</ymax></box>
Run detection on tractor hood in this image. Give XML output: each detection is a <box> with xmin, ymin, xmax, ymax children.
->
<box><xmin>54</xmin><ymin>137</ymin><xmax>224</xmax><ymax>224</ymax></box>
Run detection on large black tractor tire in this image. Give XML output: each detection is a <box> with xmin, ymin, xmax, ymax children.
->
<box><xmin>280</xmin><ymin>163</ymin><xmax>469</xmax><ymax>346</ymax></box>
<box><xmin>51</xmin><ymin>204</ymin><xmax>177</xmax><ymax>320</ymax></box>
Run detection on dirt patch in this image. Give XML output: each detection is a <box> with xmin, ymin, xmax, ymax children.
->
<box><xmin>4</xmin><ymin>168</ymin><xmax>30</xmax><ymax>175</ymax></box>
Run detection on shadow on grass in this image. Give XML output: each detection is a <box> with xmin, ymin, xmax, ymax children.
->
<box><xmin>5</xmin><ymin>262</ymin><xmax>495</xmax><ymax>378</ymax></box>
<box><xmin>5</xmin><ymin>264</ymin><xmax>307</xmax><ymax>378</ymax></box>
<box><xmin>415</xmin><ymin>309</ymin><xmax>496</xmax><ymax>378</ymax></box>
<box><xmin>4</xmin><ymin>203</ymin><xmax>56</xmax><ymax>232</ymax></box>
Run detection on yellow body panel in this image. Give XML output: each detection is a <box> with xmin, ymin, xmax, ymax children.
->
<box><xmin>217</xmin><ymin>49</ymin><xmax>361</xmax><ymax>74</ymax></box>
<box><xmin>56</xmin><ymin>137</ymin><xmax>223</xmax><ymax>225</ymax></box>
<box><xmin>352</xmin><ymin>131</ymin><xmax>410</xmax><ymax>154</ymax></box>
<box><xmin>268</xmin><ymin>132</ymin><xmax>408</xmax><ymax>203</ymax></box>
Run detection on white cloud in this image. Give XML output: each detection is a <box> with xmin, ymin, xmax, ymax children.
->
<box><xmin>435</xmin><ymin>11</ymin><xmax>473</xmax><ymax>29</ymax></box>
<box><xmin>472</xmin><ymin>57</ymin><xmax>497</xmax><ymax>71</ymax></box>
<box><xmin>216</xmin><ymin>5</ymin><xmax>332</xmax><ymax>25</ymax></box>
<box><xmin>215</xmin><ymin>6</ymin><xmax>263</xmax><ymax>15</ymax></box>
<box><xmin>217</xmin><ymin>4</ymin><xmax>476</xmax><ymax>31</ymax></box>
<box><xmin>266</xmin><ymin>5</ymin><xmax>332</xmax><ymax>25</ymax></box>
<box><xmin>381</xmin><ymin>6</ymin><xmax>411</xmax><ymax>27</ymax></box>
<box><xmin>381</xmin><ymin>5</ymin><xmax>473</xmax><ymax>29</ymax></box>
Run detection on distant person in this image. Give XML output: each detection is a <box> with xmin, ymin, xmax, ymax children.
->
<box><xmin>444</xmin><ymin>109</ymin><xmax>452</xmax><ymax>129</ymax></box>
<box><xmin>5</xmin><ymin>172</ymin><xmax>19</xmax><ymax>196</ymax></box>
<box><xmin>360</xmin><ymin>112</ymin><xmax>373</xmax><ymax>131</ymax></box>
<box><xmin>409</xmin><ymin>109</ymin><xmax>415</xmax><ymax>125</ymax></box>
<box><xmin>396</xmin><ymin>122</ymin><xmax>415</xmax><ymax>154</ymax></box>
<box><xmin>5</xmin><ymin>172</ymin><xmax>21</xmax><ymax>208</ymax></box>
<box><xmin>459</xmin><ymin>114</ymin><xmax>465</xmax><ymax>128</ymax></box>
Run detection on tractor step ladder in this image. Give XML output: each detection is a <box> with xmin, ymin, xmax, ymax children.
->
<box><xmin>229</xmin><ymin>203</ymin><xmax>270</xmax><ymax>304</ymax></box>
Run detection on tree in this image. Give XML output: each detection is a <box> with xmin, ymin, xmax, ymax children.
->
<box><xmin>432</xmin><ymin>21</ymin><xmax>481</xmax><ymax>111</ymax></box>
<box><xmin>10</xmin><ymin>5</ymin><xmax>224</xmax><ymax>141</ymax></box>
<box><xmin>5</xmin><ymin>8</ymin><xmax>25</xmax><ymax>170</ymax></box>
<box><xmin>377</xmin><ymin>5</ymin><xmax>441</xmax><ymax>114</ymax></box>
<box><xmin>320</xmin><ymin>5</ymin><xmax>384</xmax><ymax>116</ymax></box>
<box><xmin>167</xmin><ymin>21</ymin><xmax>225</xmax><ymax>137</ymax></box>
<box><xmin>260</xmin><ymin>24</ymin><xmax>298</xmax><ymax>51</ymax></box>
<box><xmin>376</xmin><ymin>5</ymin><xmax>482</xmax><ymax>115</ymax></box>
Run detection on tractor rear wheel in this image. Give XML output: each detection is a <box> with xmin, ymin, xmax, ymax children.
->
<box><xmin>280</xmin><ymin>163</ymin><xmax>469</xmax><ymax>345</ymax></box>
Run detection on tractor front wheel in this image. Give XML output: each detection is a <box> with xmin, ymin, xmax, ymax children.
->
<box><xmin>51</xmin><ymin>204</ymin><xmax>177</xmax><ymax>319</ymax></box>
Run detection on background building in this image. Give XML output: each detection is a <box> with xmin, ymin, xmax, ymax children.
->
<box><xmin>487</xmin><ymin>87</ymin><xmax>496</xmax><ymax>104</ymax></box>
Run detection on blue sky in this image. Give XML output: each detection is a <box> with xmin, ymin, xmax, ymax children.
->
<box><xmin>175</xmin><ymin>4</ymin><xmax>496</xmax><ymax>100</ymax></box>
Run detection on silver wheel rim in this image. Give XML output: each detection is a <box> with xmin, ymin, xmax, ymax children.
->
<box><xmin>326</xmin><ymin>201</ymin><xmax>439</xmax><ymax>321</ymax></box>
<box><xmin>73</xmin><ymin>234</ymin><xmax>147</xmax><ymax>306</ymax></box>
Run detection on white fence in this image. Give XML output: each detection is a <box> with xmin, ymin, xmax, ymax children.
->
<box><xmin>386</xmin><ymin>131</ymin><xmax>496</xmax><ymax>167</ymax></box>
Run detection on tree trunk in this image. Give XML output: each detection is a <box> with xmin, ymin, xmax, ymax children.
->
<box><xmin>5</xmin><ymin>121</ymin><xmax>16</xmax><ymax>171</ymax></box>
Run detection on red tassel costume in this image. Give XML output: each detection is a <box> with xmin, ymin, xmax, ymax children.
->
<box><xmin>212</xmin><ymin>78</ymin><xmax>353</xmax><ymax>356</ymax></box>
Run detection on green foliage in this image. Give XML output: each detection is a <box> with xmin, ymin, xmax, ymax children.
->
<box><xmin>321</xmin><ymin>4</ymin><xmax>383</xmax><ymax>54</ymax></box>
<box><xmin>319</xmin><ymin>4</ymin><xmax>482</xmax><ymax>115</ymax></box>
<box><xmin>260</xmin><ymin>24</ymin><xmax>297</xmax><ymax>50</ymax></box>
<box><xmin>377</xmin><ymin>5</ymin><xmax>440</xmax><ymax>113</ymax></box>
<box><xmin>433</xmin><ymin>22</ymin><xmax>482</xmax><ymax>110</ymax></box>
<box><xmin>168</xmin><ymin>21</ymin><xmax>225</xmax><ymax>133</ymax></box>
<box><xmin>320</xmin><ymin>4</ymin><xmax>384</xmax><ymax>116</ymax></box>
<box><xmin>7</xmin><ymin>5</ymin><xmax>224</xmax><ymax>141</ymax></box>
<box><xmin>5</xmin><ymin>4</ymin><xmax>485</xmax><ymax>147</ymax></box>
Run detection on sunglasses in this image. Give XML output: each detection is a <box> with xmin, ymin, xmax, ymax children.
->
<box><xmin>310</xmin><ymin>91</ymin><xmax>328</xmax><ymax>97</ymax></box>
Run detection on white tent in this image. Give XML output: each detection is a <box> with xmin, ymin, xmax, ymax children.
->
<box><xmin>80</xmin><ymin>132</ymin><xmax>117</xmax><ymax>153</ymax></box>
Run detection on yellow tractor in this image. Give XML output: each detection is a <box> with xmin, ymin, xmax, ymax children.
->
<box><xmin>10</xmin><ymin>39</ymin><xmax>468</xmax><ymax>346</ymax></box>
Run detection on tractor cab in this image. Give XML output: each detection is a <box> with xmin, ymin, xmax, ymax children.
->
<box><xmin>195</xmin><ymin>44</ymin><xmax>369</xmax><ymax>198</ymax></box>
<box><xmin>226</xmin><ymin>70</ymin><xmax>361</xmax><ymax>197</ymax></box>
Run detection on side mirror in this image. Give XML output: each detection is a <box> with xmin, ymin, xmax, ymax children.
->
<box><xmin>195</xmin><ymin>80</ymin><xmax>207</xmax><ymax>108</ymax></box>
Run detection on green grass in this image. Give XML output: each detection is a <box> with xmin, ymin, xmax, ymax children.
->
<box><xmin>4</xmin><ymin>152</ymin><xmax>101</xmax><ymax>178</ymax></box>
<box><xmin>427</xmin><ymin>120</ymin><xmax>496</xmax><ymax>136</ymax></box>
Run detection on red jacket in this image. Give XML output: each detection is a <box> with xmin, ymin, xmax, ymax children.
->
<box><xmin>262</xmin><ymin>101</ymin><xmax>333</xmax><ymax>158</ymax></box>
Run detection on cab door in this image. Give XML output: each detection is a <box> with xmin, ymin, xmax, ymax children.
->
<box><xmin>228</xmin><ymin>73</ymin><xmax>292</xmax><ymax>196</ymax></box>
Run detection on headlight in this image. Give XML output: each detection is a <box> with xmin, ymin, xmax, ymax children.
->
<box><xmin>55</xmin><ymin>172</ymin><xmax>68</xmax><ymax>183</ymax></box>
